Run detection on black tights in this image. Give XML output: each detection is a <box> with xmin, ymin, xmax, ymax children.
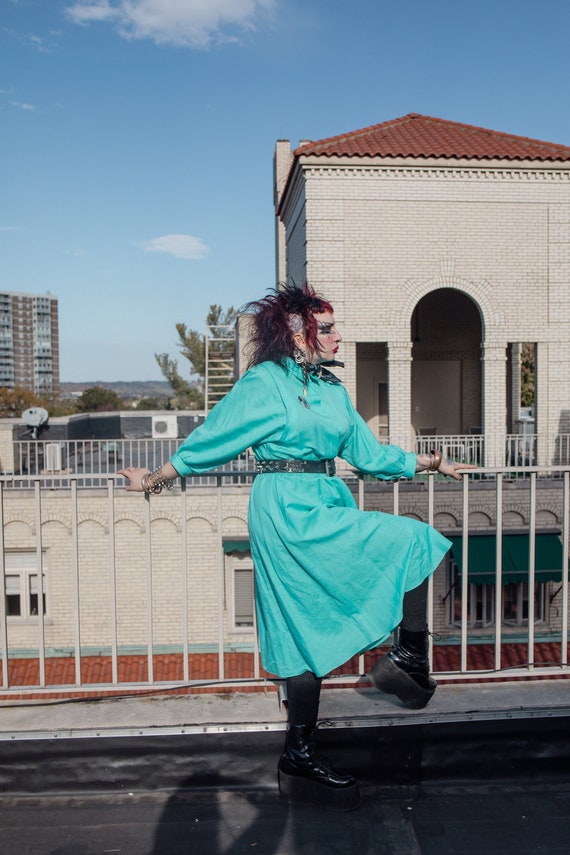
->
<box><xmin>285</xmin><ymin>578</ymin><xmax>429</xmax><ymax>726</ymax></box>
<box><xmin>400</xmin><ymin>577</ymin><xmax>429</xmax><ymax>632</ymax></box>
<box><xmin>285</xmin><ymin>671</ymin><xmax>322</xmax><ymax>727</ymax></box>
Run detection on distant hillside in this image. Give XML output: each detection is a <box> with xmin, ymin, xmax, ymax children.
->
<box><xmin>60</xmin><ymin>380</ymin><xmax>174</xmax><ymax>399</ymax></box>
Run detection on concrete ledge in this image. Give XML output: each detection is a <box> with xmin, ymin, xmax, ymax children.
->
<box><xmin>0</xmin><ymin>679</ymin><xmax>569</xmax><ymax>739</ymax></box>
<box><xmin>0</xmin><ymin>681</ymin><xmax>569</xmax><ymax>795</ymax></box>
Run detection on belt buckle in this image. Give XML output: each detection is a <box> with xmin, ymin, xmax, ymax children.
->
<box><xmin>325</xmin><ymin>459</ymin><xmax>334</xmax><ymax>476</ymax></box>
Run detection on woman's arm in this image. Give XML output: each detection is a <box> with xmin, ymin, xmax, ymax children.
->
<box><xmin>118</xmin><ymin>365</ymin><xmax>286</xmax><ymax>493</ymax></box>
<box><xmin>341</xmin><ymin>404</ymin><xmax>476</xmax><ymax>482</ymax></box>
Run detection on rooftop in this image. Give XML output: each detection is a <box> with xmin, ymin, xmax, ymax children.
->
<box><xmin>1</xmin><ymin>681</ymin><xmax>569</xmax><ymax>853</ymax></box>
<box><xmin>294</xmin><ymin>113</ymin><xmax>570</xmax><ymax>161</ymax></box>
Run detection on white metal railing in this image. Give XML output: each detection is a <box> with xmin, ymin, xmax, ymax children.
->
<box><xmin>9</xmin><ymin>439</ymin><xmax>257</xmax><ymax>488</ymax></box>
<box><xmin>6</xmin><ymin>434</ymin><xmax>545</xmax><ymax>487</ymax></box>
<box><xmin>415</xmin><ymin>433</ymin><xmax>485</xmax><ymax>465</ymax></box>
<box><xmin>0</xmin><ymin>466</ymin><xmax>569</xmax><ymax>698</ymax></box>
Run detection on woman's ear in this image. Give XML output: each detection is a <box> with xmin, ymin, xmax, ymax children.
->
<box><xmin>292</xmin><ymin>331</ymin><xmax>306</xmax><ymax>352</ymax></box>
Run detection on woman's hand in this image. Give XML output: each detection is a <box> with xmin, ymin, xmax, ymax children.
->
<box><xmin>117</xmin><ymin>466</ymin><xmax>150</xmax><ymax>492</ymax></box>
<box><xmin>439</xmin><ymin>459</ymin><xmax>478</xmax><ymax>481</ymax></box>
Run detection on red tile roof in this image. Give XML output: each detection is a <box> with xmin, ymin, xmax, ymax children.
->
<box><xmin>294</xmin><ymin>114</ymin><xmax>570</xmax><ymax>162</ymax></box>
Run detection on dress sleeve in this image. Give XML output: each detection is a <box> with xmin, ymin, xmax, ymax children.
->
<box><xmin>170</xmin><ymin>366</ymin><xmax>284</xmax><ymax>476</ymax></box>
<box><xmin>339</xmin><ymin>403</ymin><xmax>417</xmax><ymax>481</ymax></box>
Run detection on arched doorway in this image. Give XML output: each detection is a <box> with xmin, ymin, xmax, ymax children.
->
<box><xmin>411</xmin><ymin>289</ymin><xmax>482</xmax><ymax>436</ymax></box>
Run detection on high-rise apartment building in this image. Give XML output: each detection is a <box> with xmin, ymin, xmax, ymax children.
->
<box><xmin>0</xmin><ymin>291</ymin><xmax>59</xmax><ymax>395</ymax></box>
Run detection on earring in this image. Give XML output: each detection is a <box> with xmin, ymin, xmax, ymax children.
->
<box><xmin>294</xmin><ymin>346</ymin><xmax>306</xmax><ymax>365</ymax></box>
<box><xmin>294</xmin><ymin>347</ymin><xmax>310</xmax><ymax>407</ymax></box>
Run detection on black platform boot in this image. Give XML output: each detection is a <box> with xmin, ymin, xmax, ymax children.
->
<box><xmin>277</xmin><ymin>724</ymin><xmax>361</xmax><ymax>811</ymax></box>
<box><xmin>368</xmin><ymin>627</ymin><xmax>437</xmax><ymax>710</ymax></box>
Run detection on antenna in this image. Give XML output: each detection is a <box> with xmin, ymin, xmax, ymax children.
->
<box><xmin>21</xmin><ymin>407</ymin><xmax>49</xmax><ymax>440</ymax></box>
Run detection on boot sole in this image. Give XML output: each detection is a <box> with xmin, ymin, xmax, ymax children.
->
<box><xmin>369</xmin><ymin>655</ymin><xmax>437</xmax><ymax>710</ymax></box>
<box><xmin>278</xmin><ymin>768</ymin><xmax>361</xmax><ymax>811</ymax></box>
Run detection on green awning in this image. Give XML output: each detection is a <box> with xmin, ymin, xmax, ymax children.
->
<box><xmin>448</xmin><ymin>533</ymin><xmax>568</xmax><ymax>585</ymax></box>
<box><xmin>223</xmin><ymin>539</ymin><xmax>251</xmax><ymax>555</ymax></box>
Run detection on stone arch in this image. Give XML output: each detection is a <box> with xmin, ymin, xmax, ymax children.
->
<box><xmin>468</xmin><ymin>510</ymin><xmax>493</xmax><ymax>528</ymax></box>
<box><xmin>434</xmin><ymin>511</ymin><xmax>459</xmax><ymax>530</ymax></box>
<box><xmin>401</xmin><ymin>511</ymin><xmax>424</xmax><ymax>522</ymax></box>
<box><xmin>187</xmin><ymin>512</ymin><xmax>217</xmax><ymax>532</ymax></box>
<box><xmin>395</xmin><ymin>266</ymin><xmax>504</xmax><ymax>337</ymax></box>
<box><xmin>78</xmin><ymin>514</ymin><xmax>111</xmax><ymax>532</ymax></box>
<box><xmin>40</xmin><ymin>514</ymin><xmax>73</xmax><ymax>534</ymax></box>
<box><xmin>223</xmin><ymin>513</ymin><xmax>249</xmax><ymax>529</ymax></box>
<box><xmin>535</xmin><ymin>507</ymin><xmax>559</xmax><ymax>527</ymax></box>
<box><xmin>111</xmin><ymin>513</ymin><xmax>146</xmax><ymax>533</ymax></box>
<box><xmin>148</xmin><ymin>513</ymin><xmax>181</xmax><ymax>533</ymax></box>
<box><xmin>503</xmin><ymin>509</ymin><xmax>526</xmax><ymax>528</ymax></box>
<box><xmin>406</xmin><ymin>277</ymin><xmax>487</xmax><ymax>436</ymax></box>
<box><xmin>4</xmin><ymin>513</ymin><xmax>35</xmax><ymax>533</ymax></box>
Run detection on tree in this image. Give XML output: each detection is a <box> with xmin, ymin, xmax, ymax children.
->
<box><xmin>521</xmin><ymin>343</ymin><xmax>535</xmax><ymax>407</ymax></box>
<box><xmin>134</xmin><ymin>395</ymin><xmax>173</xmax><ymax>411</ymax></box>
<box><xmin>75</xmin><ymin>386</ymin><xmax>124</xmax><ymax>413</ymax></box>
<box><xmin>155</xmin><ymin>305</ymin><xmax>236</xmax><ymax>410</ymax></box>
<box><xmin>0</xmin><ymin>386</ymin><xmax>43</xmax><ymax>418</ymax></box>
<box><xmin>153</xmin><ymin>354</ymin><xmax>203</xmax><ymax>410</ymax></box>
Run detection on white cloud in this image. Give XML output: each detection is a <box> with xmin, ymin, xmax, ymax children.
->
<box><xmin>65</xmin><ymin>0</ymin><xmax>275</xmax><ymax>48</ymax></box>
<box><xmin>140</xmin><ymin>234</ymin><xmax>210</xmax><ymax>259</ymax></box>
<box><xmin>65</xmin><ymin>0</ymin><xmax>117</xmax><ymax>24</ymax></box>
<box><xmin>9</xmin><ymin>100</ymin><xmax>36</xmax><ymax>111</ymax></box>
<box><xmin>4</xmin><ymin>27</ymin><xmax>58</xmax><ymax>53</ymax></box>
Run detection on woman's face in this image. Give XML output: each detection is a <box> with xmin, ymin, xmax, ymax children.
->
<box><xmin>294</xmin><ymin>310</ymin><xmax>342</xmax><ymax>364</ymax></box>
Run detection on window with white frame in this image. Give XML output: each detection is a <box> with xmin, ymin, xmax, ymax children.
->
<box><xmin>3</xmin><ymin>552</ymin><xmax>47</xmax><ymax>620</ymax></box>
<box><xmin>447</xmin><ymin>562</ymin><xmax>546</xmax><ymax>629</ymax></box>
<box><xmin>226</xmin><ymin>551</ymin><xmax>254</xmax><ymax>630</ymax></box>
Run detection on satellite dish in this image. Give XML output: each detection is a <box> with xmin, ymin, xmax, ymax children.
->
<box><xmin>22</xmin><ymin>407</ymin><xmax>49</xmax><ymax>439</ymax></box>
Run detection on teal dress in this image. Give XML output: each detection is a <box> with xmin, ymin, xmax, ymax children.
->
<box><xmin>171</xmin><ymin>358</ymin><xmax>451</xmax><ymax>678</ymax></box>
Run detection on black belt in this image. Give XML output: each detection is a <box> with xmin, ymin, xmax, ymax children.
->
<box><xmin>256</xmin><ymin>459</ymin><xmax>336</xmax><ymax>476</ymax></box>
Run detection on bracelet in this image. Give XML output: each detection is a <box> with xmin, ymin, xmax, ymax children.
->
<box><xmin>142</xmin><ymin>468</ymin><xmax>174</xmax><ymax>495</ymax></box>
<box><xmin>429</xmin><ymin>449</ymin><xmax>443</xmax><ymax>471</ymax></box>
<box><xmin>141</xmin><ymin>473</ymin><xmax>160</xmax><ymax>495</ymax></box>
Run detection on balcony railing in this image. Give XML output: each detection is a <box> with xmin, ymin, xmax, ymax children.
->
<box><xmin>4</xmin><ymin>433</ymin><xmax>548</xmax><ymax>489</ymax></box>
<box><xmin>8</xmin><ymin>439</ymin><xmax>259</xmax><ymax>488</ymax></box>
<box><xmin>0</xmin><ymin>462</ymin><xmax>568</xmax><ymax>699</ymax></box>
<box><xmin>415</xmin><ymin>432</ymin><xmax>539</xmax><ymax>470</ymax></box>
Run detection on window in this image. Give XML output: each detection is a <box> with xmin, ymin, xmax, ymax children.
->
<box><xmin>224</xmin><ymin>549</ymin><xmax>254</xmax><ymax>631</ymax></box>
<box><xmin>447</xmin><ymin>563</ymin><xmax>546</xmax><ymax>629</ymax></box>
<box><xmin>503</xmin><ymin>581</ymin><xmax>546</xmax><ymax>626</ymax></box>
<box><xmin>3</xmin><ymin>553</ymin><xmax>47</xmax><ymax>620</ymax></box>
<box><xmin>234</xmin><ymin>566</ymin><xmax>254</xmax><ymax>628</ymax></box>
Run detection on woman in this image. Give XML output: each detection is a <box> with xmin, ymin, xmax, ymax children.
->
<box><xmin>119</xmin><ymin>283</ymin><xmax>471</xmax><ymax>811</ymax></box>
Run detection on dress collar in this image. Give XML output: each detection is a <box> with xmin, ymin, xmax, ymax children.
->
<box><xmin>287</xmin><ymin>357</ymin><xmax>343</xmax><ymax>385</ymax></box>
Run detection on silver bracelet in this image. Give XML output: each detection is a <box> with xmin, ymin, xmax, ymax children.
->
<box><xmin>142</xmin><ymin>468</ymin><xmax>174</xmax><ymax>495</ymax></box>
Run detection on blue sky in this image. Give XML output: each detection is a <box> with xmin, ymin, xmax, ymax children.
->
<box><xmin>2</xmin><ymin>0</ymin><xmax>570</xmax><ymax>382</ymax></box>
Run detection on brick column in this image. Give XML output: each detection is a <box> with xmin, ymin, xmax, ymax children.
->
<box><xmin>387</xmin><ymin>339</ymin><xmax>414</xmax><ymax>448</ymax></box>
<box><xmin>481</xmin><ymin>341</ymin><xmax>507</xmax><ymax>467</ymax></box>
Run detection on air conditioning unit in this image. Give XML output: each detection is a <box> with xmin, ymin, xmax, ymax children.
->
<box><xmin>45</xmin><ymin>442</ymin><xmax>65</xmax><ymax>471</ymax></box>
<box><xmin>152</xmin><ymin>415</ymin><xmax>178</xmax><ymax>439</ymax></box>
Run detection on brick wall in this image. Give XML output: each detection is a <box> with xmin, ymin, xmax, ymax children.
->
<box><xmin>275</xmin><ymin>152</ymin><xmax>570</xmax><ymax>463</ymax></box>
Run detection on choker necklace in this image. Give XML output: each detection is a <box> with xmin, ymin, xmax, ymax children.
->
<box><xmin>294</xmin><ymin>356</ymin><xmax>343</xmax><ymax>409</ymax></box>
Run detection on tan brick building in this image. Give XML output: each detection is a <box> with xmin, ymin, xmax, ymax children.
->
<box><xmin>274</xmin><ymin>114</ymin><xmax>570</xmax><ymax>465</ymax></box>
